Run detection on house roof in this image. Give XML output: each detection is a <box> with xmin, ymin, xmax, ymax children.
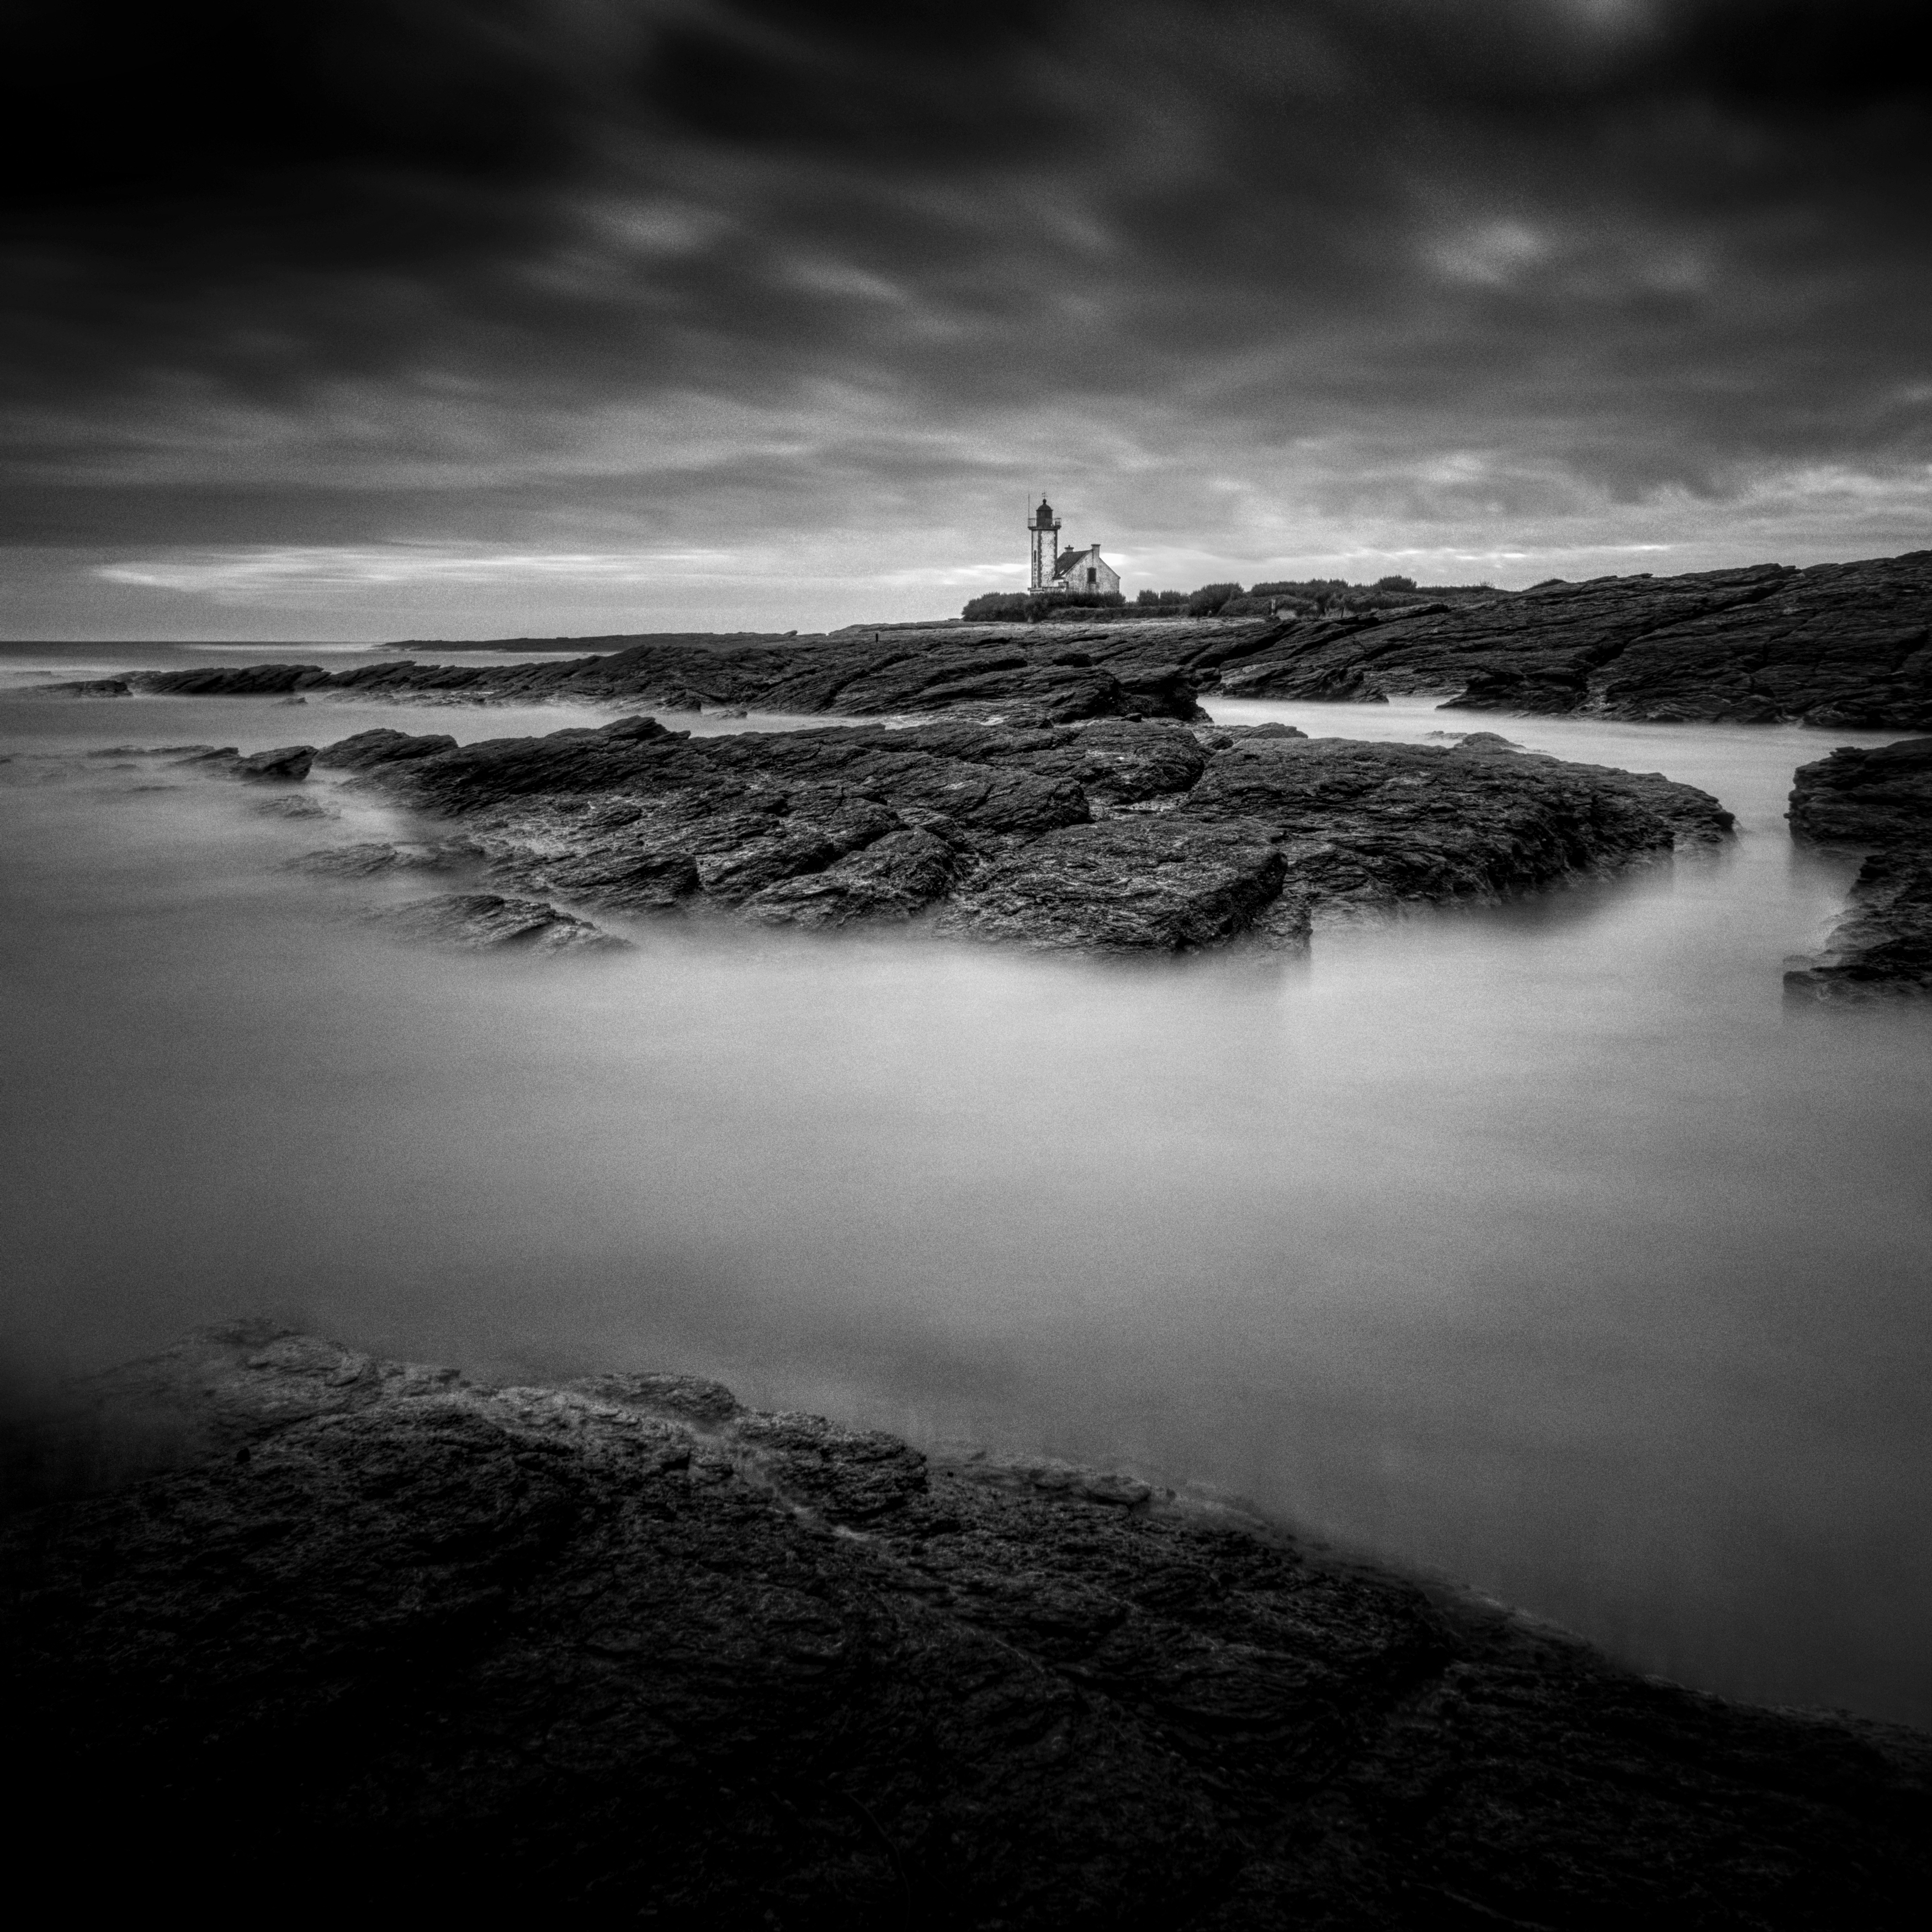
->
<box><xmin>1054</xmin><ymin>545</ymin><xmax>1111</xmax><ymax>575</ymax></box>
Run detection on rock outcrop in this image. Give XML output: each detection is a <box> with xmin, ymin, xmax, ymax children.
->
<box><xmin>57</xmin><ymin>551</ymin><xmax>1931</xmax><ymax>730</ymax></box>
<box><xmin>1210</xmin><ymin>552</ymin><xmax>1932</xmax><ymax>726</ymax></box>
<box><xmin>1785</xmin><ymin>737</ymin><xmax>1932</xmax><ymax>1000</ymax></box>
<box><xmin>7</xmin><ymin>1322</ymin><xmax>1926</xmax><ymax>1924</ymax></box>
<box><xmin>177</xmin><ymin>742</ymin><xmax>316</xmax><ymax>781</ymax></box>
<box><xmin>302</xmin><ymin>715</ymin><xmax>1732</xmax><ymax>953</ymax></box>
<box><xmin>60</xmin><ymin>634</ymin><xmax>1211</xmax><ymax>726</ymax></box>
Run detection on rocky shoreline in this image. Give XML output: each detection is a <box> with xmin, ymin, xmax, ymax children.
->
<box><xmin>6</xmin><ymin>1321</ymin><xmax>1926</xmax><ymax>1924</ymax></box>
<box><xmin>251</xmin><ymin>715</ymin><xmax>1734</xmax><ymax>954</ymax></box>
<box><xmin>57</xmin><ymin>548</ymin><xmax>1932</xmax><ymax>731</ymax></box>
<box><xmin>1785</xmin><ymin>736</ymin><xmax>1932</xmax><ymax>1000</ymax></box>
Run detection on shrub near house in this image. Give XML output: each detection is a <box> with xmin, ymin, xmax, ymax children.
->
<box><xmin>963</xmin><ymin>571</ymin><xmax>1498</xmax><ymax>623</ymax></box>
<box><xmin>963</xmin><ymin>588</ymin><xmax>1125</xmax><ymax>622</ymax></box>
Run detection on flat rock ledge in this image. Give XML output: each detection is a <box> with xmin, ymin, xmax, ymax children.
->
<box><xmin>297</xmin><ymin>715</ymin><xmax>1731</xmax><ymax>954</ymax></box>
<box><xmin>56</xmin><ymin>629</ymin><xmax>1208</xmax><ymax>727</ymax></box>
<box><xmin>6</xmin><ymin>1322</ymin><xmax>1925</xmax><ymax>1925</ymax></box>
<box><xmin>1785</xmin><ymin>736</ymin><xmax>1932</xmax><ymax>1000</ymax></box>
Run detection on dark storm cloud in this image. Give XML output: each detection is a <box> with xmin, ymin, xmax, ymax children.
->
<box><xmin>3</xmin><ymin>1</ymin><xmax>1930</xmax><ymax>618</ymax></box>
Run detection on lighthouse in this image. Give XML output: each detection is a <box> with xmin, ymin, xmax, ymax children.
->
<box><xmin>1025</xmin><ymin>494</ymin><xmax>1121</xmax><ymax>601</ymax></box>
<box><xmin>1028</xmin><ymin>496</ymin><xmax>1061</xmax><ymax>592</ymax></box>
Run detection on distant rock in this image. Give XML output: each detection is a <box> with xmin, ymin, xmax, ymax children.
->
<box><xmin>358</xmin><ymin>893</ymin><xmax>627</xmax><ymax>954</ymax></box>
<box><xmin>172</xmin><ymin>744</ymin><xmax>315</xmax><ymax>782</ymax></box>
<box><xmin>314</xmin><ymin>713</ymin><xmax>1732</xmax><ymax>954</ymax></box>
<box><xmin>1430</xmin><ymin>729</ymin><xmax>1524</xmax><ymax>750</ymax></box>
<box><xmin>1786</xmin><ymin>737</ymin><xmax>1932</xmax><ymax>999</ymax></box>
<box><xmin>86</xmin><ymin>744</ymin><xmax>222</xmax><ymax>758</ymax></box>
<box><xmin>251</xmin><ymin>794</ymin><xmax>337</xmax><ymax>820</ymax></box>
<box><xmin>59</xmin><ymin>634</ymin><xmax>1211</xmax><ymax>726</ymax></box>
<box><xmin>7</xmin><ymin>1321</ymin><xmax>1927</xmax><ymax>1921</ymax></box>
<box><xmin>39</xmin><ymin>554</ymin><xmax>1932</xmax><ymax>730</ymax></box>
<box><xmin>311</xmin><ymin>727</ymin><xmax>459</xmax><ymax>771</ymax></box>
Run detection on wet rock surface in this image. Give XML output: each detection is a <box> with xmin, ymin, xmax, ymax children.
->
<box><xmin>306</xmin><ymin>715</ymin><xmax>1731</xmax><ymax>953</ymax></box>
<box><xmin>1785</xmin><ymin>737</ymin><xmax>1932</xmax><ymax>999</ymax></box>
<box><xmin>7</xmin><ymin>1323</ymin><xmax>1926</xmax><ymax>1924</ymax></box>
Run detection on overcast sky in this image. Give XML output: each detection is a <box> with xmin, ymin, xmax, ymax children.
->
<box><xmin>4</xmin><ymin>0</ymin><xmax>1929</xmax><ymax>640</ymax></box>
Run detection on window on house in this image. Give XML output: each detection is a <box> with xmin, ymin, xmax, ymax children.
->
<box><xmin>1086</xmin><ymin>567</ymin><xmax>1096</xmax><ymax>585</ymax></box>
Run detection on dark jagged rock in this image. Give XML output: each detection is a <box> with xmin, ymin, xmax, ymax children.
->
<box><xmin>7</xmin><ymin>1323</ymin><xmax>1926</xmax><ymax>1923</ymax></box>
<box><xmin>304</xmin><ymin>714</ymin><xmax>1731</xmax><ymax>953</ymax></box>
<box><xmin>1786</xmin><ymin>737</ymin><xmax>1932</xmax><ymax>999</ymax></box>
<box><xmin>358</xmin><ymin>892</ymin><xmax>628</xmax><ymax>954</ymax></box>
<box><xmin>311</xmin><ymin>726</ymin><xmax>459</xmax><ymax>771</ymax></box>
<box><xmin>1784</xmin><ymin>856</ymin><xmax>1932</xmax><ymax>1002</ymax></box>
<box><xmin>173</xmin><ymin>742</ymin><xmax>316</xmax><ymax>782</ymax></box>
<box><xmin>1213</xmin><ymin>552</ymin><xmax>1932</xmax><ymax>728</ymax></box>
<box><xmin>1787</xmin><ymin>736</ymin><xmax>1932</xmax><ymax>848</ymax></box>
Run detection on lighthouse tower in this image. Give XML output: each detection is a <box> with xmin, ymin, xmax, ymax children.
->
<box><xmin>1028</xmin><ymin>496</ymin><xmax>1061</xmax><ymax>592</ymax></box>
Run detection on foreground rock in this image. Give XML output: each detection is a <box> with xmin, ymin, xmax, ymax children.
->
<box><xmin>6</xmin><ymin>1323</ymin><xmax>1925</xmax><ymax>1924</ymax></box>
<box><xmin>1785</xmin><ymin>737</ymin><xmax>1932</xmax><ymax>1000</ymax></box>
<box><xmin>304</xmin><ymin>716</ymin><xmax>1732</xmax><ymax>952</ymax></box>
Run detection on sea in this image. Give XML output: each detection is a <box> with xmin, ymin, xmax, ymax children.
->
<box><xmin>2</xmin><ymin>637</ymin><xmax>1928</xmax><ymax>1727</ymax></box>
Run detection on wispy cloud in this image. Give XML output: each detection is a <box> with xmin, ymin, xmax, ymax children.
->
<box><xmin>5</xmin><ymin>2</ymin><xmax>1930</xmax><ymax>636</ymax></box>
<box><xmin>93</xmin><ymin>546</ymin><xmax>744</xmax><ymax>602</ymax></box>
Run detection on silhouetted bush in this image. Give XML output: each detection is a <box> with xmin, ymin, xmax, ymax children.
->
<box><xmin>1037</xmin><ymin>591</ymin><xmax>1126</xmax><ymax>620</ymax></box>
<box><xmin>1373</xmin><ymin>574</ymin><xmax>1417</xmax><ymax>592</ymax></box>
<box><xmin>963</xmin><ymin>589</ymin><xmax>1124</xmax><ymax>623</ymax></box>
<box><xmin>1186</xmin><ymin>582</ymin><xmax>1244</xmax><ymax>617</ymax></box>
<box><xmin>961</xmin><ymin>592</ymin><xmax>1032</xmax><ymax>621</ymax></box>
<box><xmin>1135</xmin><ymin>588</ymin><xmax>1188</xmax><ymax>607</ymax></box>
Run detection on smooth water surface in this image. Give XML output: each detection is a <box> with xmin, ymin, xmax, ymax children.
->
<box><xmin>3</xmin><ymin>643</ymin><xmax>1928</xmax><ymax>1727</ymax></box>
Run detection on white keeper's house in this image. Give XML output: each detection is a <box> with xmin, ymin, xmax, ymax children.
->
<box><xmin>1027</xmin><ymin>496</ymin><xmax>1121</xmax><ymax>597</ymax></box>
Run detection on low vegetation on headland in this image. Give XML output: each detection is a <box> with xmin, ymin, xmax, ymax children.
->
<box><xmin>961</xmin><ymin>573</ymin><xmax>1494</xmax><ymax>623</ymax></box>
